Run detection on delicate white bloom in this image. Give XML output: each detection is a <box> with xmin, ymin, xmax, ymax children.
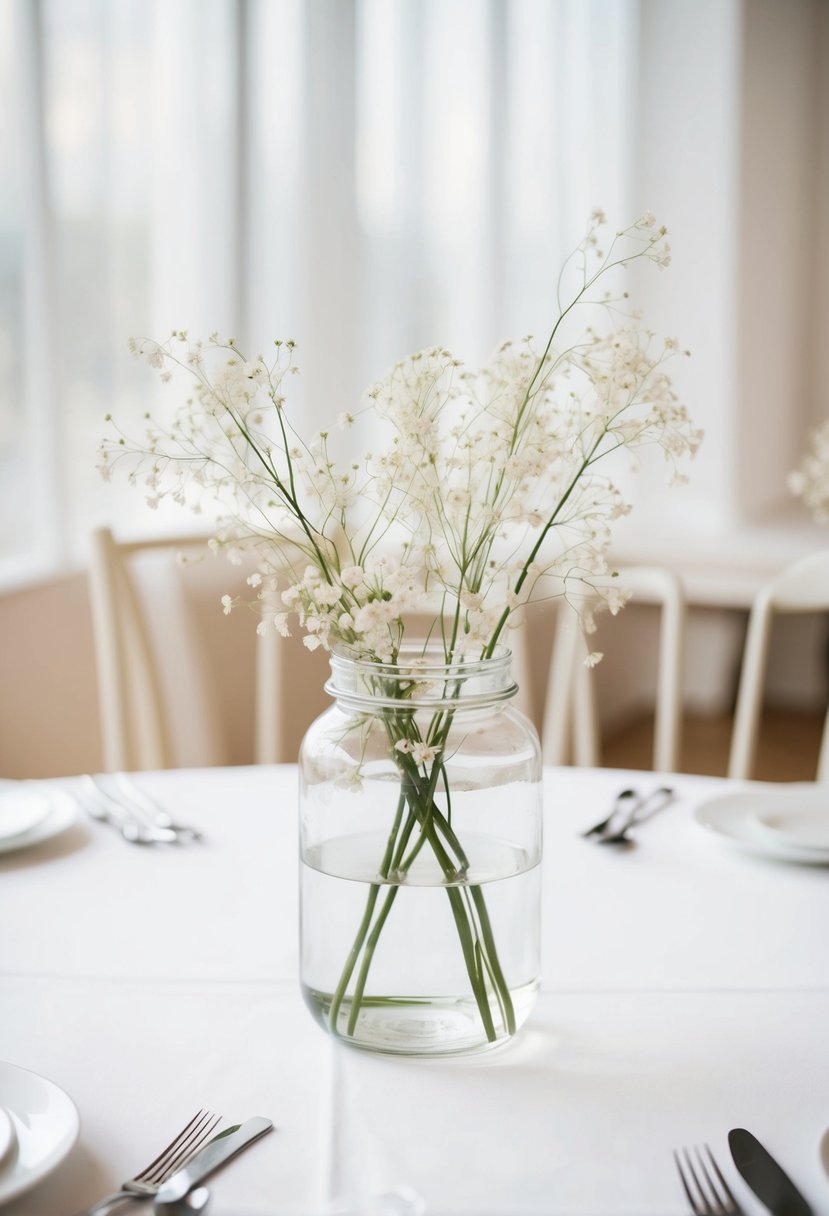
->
<box><xmin>393</xmin><ymin>739</ymin><xmax>439</xmax><ymax>764</ymax></box>
<box><xmin>603</xmin><ymin>587</ymin><xmax>630</xmax><ymax>616</ymax></box>
<box><xmin>221</xmin><ymin>595</ymin><xmax>233</xmax><ymax>615</ymax></box>
<box><xmin>106</xmin><ymin>212</ymin><xmax>699</xmax><ymax>665</ymax></box>
<box><xmin>584</xmin><ymin>652</ymin><xmax>603</xmax><ymax>668</ymax></box>
<box><xmin>411</xmin><ymin>741</ymin><xmax>439</xmax><ymax>764</ymax></box>
<box><xmin>790</xmin><ymin>420</ymin><xmax>829</xmax><ymax>522</ymax></box>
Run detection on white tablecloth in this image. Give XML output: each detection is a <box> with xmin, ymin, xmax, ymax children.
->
<box><xmin>1</xmin><ymin>766</ymin><xmax>828</xmax><ymax>1215</ymax></box>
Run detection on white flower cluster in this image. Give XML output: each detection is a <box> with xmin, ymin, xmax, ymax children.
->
<box><xmin>789</xmin><ymin>421</ymin><xmax>829</xmax><ymax>522</ymax></box>
<box><xmin>102</xmin><ymin>216</ymin><xmax>701</xmax><ymax>665</ymax></box>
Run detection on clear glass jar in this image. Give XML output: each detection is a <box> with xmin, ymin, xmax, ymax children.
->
<box><xmin>299</xmin><ymin>644</ymin><xmax>543</xmax><ymax>1057</ymax></box>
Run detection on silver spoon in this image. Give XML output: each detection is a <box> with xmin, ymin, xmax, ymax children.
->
<box><xmin>581</xmin><ymin>787</ymin><xmax>639</xmax><ymax>838</ymax></box>
<box><xmin>598</xmin><ymin>786</ymin><xmax>675</xmax><ymax>845</ymax></box>
<box><xmin>155</xmin><ymin>1185</ymin><xmax>210</xmax><ymax>1216</ymax></box>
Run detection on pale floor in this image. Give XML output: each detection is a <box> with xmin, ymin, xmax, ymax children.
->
<box><xmin>602</xmin><ymin>709</ymin><xmax>825</xmax><ymax>782</ymax></box>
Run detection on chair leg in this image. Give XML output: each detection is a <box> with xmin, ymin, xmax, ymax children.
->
<box><xmin>542</xmin><ymin>605</ymin><xmax>581</xmax><ymax>765</ymax></box>
<box><xmin>653</xmin><ymin>584</ymin><xmax>685</xmax><ymax>773</ymax></box>
<box><xmin>572</xmin><ymin>634</ymin><xmax>600</xmax><ymax>768</ymax></box>
<box><xmin>728</xmin><ymin>594</ymin><xmax>773</xmax><ymax>780</ymax></box>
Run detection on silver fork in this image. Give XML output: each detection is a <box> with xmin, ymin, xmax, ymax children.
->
<box><xmin>78</xmin><ymin>776</ymin><xmax>179</xmax><ymax>845</ymax></box>
<box><xmin>73</xmin><ymin>1109</ymin><xmax>221</xmax><ymax>1215</ymax></box>
<box><xmin>674</xmin><ymin>1145</ymin><xmax>746</xmax><ymax>1215</ymax></box>
<box><xmin>110</xmin><ymin>773</ymin><xmax>203</xmax><ymax>841</ymax></box>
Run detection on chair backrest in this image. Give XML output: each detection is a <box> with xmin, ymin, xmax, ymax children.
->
<box><xmin>728</xmin><ymin>549</ymin><xmax>829</xmax><ymax>780</ymax></box>
<box><xmin>255</xmin><ymin>619</ymin><xmax>329</xmax><ymax>764</ymax></box>
<box><xmin>542</xmin><ymin>566</ymin><xmax>686</xmax><ymax>772</ymax></box>
<box><xmin>88</xmin><ymin>527</ymin><xmax>227</xmax><ymax>772</ymax></box>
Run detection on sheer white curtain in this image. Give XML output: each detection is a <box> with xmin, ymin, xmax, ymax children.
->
<box><xmin>1</xmin><ymin>0</ymin><xmax>637</xmax><ymax>578</ymax></box>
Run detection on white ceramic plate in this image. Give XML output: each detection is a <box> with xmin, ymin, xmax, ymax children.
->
<box><xmin>694</xmin><ymin>785</ymin><xmax>829</xmax><ymax>864</ymax></box>
<box><xmin>0</xmin><ymin>790</ymin><xmax>77</xmax><ymax>856</ymax></box>
<box><xmin>0</xmin><ymin>1109</ymin><xmax>13</xmax><ymax>1170</ymax></box>
<box><xmin>752</xmin><ymin>805</ymin><xmax>829</xmax><ymax>851</ymax></box>
<box><xmin>0</xmin><ymin>791</ymin><xmax>52</xmax><ymax>843</ymax></box>
<box><xmin>0</xmin><ymin>1061</ymin><xmax>80</xmax><ymax>1207</ymax></box>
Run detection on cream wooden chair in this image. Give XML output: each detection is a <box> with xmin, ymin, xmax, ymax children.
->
<box><xmin>542</xmin><ymin>566</ymin><xmax>686</xmax><ymax>772</ymax></box>
<box><xmin>728</xmin><ymin>549</ymin><xmax>829</xmax><ymax>780</ymax></box>
<box><xmin>88</xmin><ymin>527</ymin><xmax>228</xmax><ymax>772</ymax></box>
<box><xmin>255</xmin><ymin>618</ymin><xmax>328</xmax><ymax>764</ymax></box>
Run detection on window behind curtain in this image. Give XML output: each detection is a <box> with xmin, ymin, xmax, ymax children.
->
<box><xmin>0</xmin><ymin>0</ymin><xmax>636</xmax><ymax>578</ymax></box>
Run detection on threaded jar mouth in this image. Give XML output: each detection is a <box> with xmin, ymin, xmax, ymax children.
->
<box><xmin>325</xmin><ymin>642</ymin><xmax>518</xmax><ymax>711</ymax></box>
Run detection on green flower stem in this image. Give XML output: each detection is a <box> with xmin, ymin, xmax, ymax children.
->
<box><xmin>329</xmin><ymin>714</ymin><xmax>515</xmax><ymax>1046</ymax></box>
<box><xmin>483</xmin><ymin>426</ymin><xmax>608</xmax><ymax>658</ymax></box>
<box><xmin>403</xmin><ymin>763</ymin><xmax>512</xmax><ymax>1031</ymax></box>
<box><xmin>327</xmin><ymin>789</ymin><xmax>406</xmax><ymax>1034</ymax></box>
<box><xmin>468</xmin><ymin>885</ymin><xmax>516</xmax><ymax>1035</ymax></box>
<box><xmin>346</xmin><ymin>885</ymin><xmax>399</xmax><ymax>1035</ymax></box>
<box><xmin>395</xmin><ymin>758</ymin><xmax>516</xmax><ymax>1039</ymax></box>
<box><xmin>327</xmin><ymin>883</ymin><xmax>382</xmax><ymax>1035</ymax></box>
<box><xmin>445</xmin><ymin>886</ymin><xmax>497</xmax><ymax>1041</ymax></box>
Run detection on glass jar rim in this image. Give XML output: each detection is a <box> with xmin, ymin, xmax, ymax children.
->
<box><xmin>325</xmin><ymin>642</ymin><xmax>518</xmax><ymax>710</ymax></box>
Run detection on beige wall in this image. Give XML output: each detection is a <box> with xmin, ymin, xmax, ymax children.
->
<box><xmin>0</xmin><ymin>572</ymin><xmax>103</xmax><ymax>778</ymax></box>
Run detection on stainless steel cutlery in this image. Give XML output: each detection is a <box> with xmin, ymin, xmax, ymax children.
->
<box><xmin>674</xmin><ymin>1144</ymin><xmax>745</xmax><ymax>1215</ymax></box>
<box><xmin>77</xmin><ymin>774</ymin><xmax>202</xmax><ymax>845</ymax></box>
<box><xmin>111</xmin><ymin>772</ymin><xmax>203</xmax><ymax>840</ymax></box>
<box><xmin>74</xmin><ymin>1112</ymin><xmax>273</xmax><ymax>1216</ymax></box>
<box><xmin>154</xmin><ymin>1117</ymin><xmax>273</xmax><ymax>1212</ymax></box>
<box><xmin>581</xmin><ymin>787</ymin><xmax>639</xmax><ymax>838</ymax></box>
<box><xmin>582</xmin><ymin>785</ymin><xmax>675</xmax><ymax>845</ymax></box>
<box><xmin>728</xmin><ymin>1128</ymin><xmax>813</xmax><ymax>1215</ymax></box>
<box><xmin>674</xmin><ymin>1130</ymin><xmax>814</xmax><ymax>1216</ymax></box>
<box><xmin>73</xmin><ymin>1110</ymin><xmax>222</xmax><ymax>1215</ymax></box>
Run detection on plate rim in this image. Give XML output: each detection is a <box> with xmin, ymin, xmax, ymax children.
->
<box><xmin>0</xmin><ymin>791</ymin><xmax>53</xmax><ymax>845</ymax></box>
<box><xmin>0</xmin><ymin>1107</ymin><xmax>13</xmax><ymax>1170</ymax></box>
<box><xmin>694</xmin><ymin>789</ymin><xmax>829</xmax><ymax>863</ymax></box>
<box><xmin>0</xmin><ymin>791</ymin><xmax>78</xmax><ymax>857</ymax></box>
<box><xmin>0</xmin><ymin>1059</ymin><xmax>80</xmax><ymax>1205</ymax></box>
<box><xmin>752</xmin><ymin>806</ymin><xmax>829</xmax><ymax>852</ymax></box>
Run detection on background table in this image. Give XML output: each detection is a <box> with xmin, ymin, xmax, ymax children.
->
<box><xmin>1</xmin><ymin>766</ymin><xmax>828</xmax><ymax>1215</ymax></box>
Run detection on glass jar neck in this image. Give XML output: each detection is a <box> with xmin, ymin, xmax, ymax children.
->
<box><xmin>325</xmin><ymin>644</ymin><xmax>517</xmax><ymax>713</ymax></box>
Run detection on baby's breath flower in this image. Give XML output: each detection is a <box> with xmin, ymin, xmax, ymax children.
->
<box><xmin>790</xmin><ymin>420</ymin><xmax>829</xmax><ymax>521</ymax></box>
<box><xmin>105</xmin><ymin>211</ymin><xmax>699</xmax><ymax>663</ymax></box>
<box><xmin>411</xmin><ymin>742</ymin><xmax>439</xmax><ymax>765</ymax></box>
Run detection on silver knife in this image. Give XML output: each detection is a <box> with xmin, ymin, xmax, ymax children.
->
<box><xmin>728</xmin><ymin>1128</ymin><xmax>813</xmax><ymax>1215</ymax></box>
<box><xmin>154</xmin><ymin>1116</ymin><xmax>273</xmax><ymax>1205</ymax></box>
